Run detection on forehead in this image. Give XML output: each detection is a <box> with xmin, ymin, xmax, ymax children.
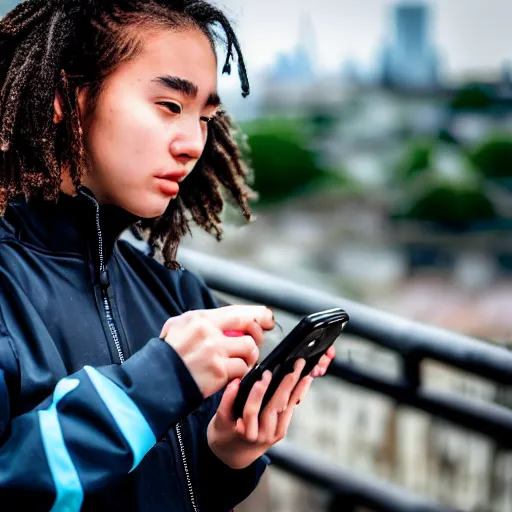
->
<box><xmin>115</xmin><ymin>27</ymin><xmax>218</xmax><ymax>95</ymax></box>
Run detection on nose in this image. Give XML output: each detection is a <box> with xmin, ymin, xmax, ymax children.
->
<box><xmin>169</xmin><ymin>118</ymin><xmax>206</xmax><ymax>165</ymax></box>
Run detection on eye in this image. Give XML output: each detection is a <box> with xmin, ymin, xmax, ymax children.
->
<box><xmin>200</xmin><ymin>116</ymin><xmax>213</xmax><ymax>124</ymax></box>
<box><xmin>157</xmin><ymin>101</ymin><xmax>182</xmax><ymax>115</ymax></box>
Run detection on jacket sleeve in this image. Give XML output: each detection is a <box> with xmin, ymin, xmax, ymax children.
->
<box><xmin>0</xmin><ymin>296</ymin><xmax>204</xmax><ymax>511</ymax></box>
<box><xmin>179</xmin><ymin>269</ymin><xmax>270</xmax><ymax>511</ymax></box>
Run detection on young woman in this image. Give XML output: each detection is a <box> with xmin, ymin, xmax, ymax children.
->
<box><xmin>0</xmin><ymin>1</ymin><xmax>335</xmax><ymax>510</ymax></box>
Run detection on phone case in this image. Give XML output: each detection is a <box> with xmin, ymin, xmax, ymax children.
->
<box><xmin>233</xmin><ymin>308</ymin><xmax>349</xmax><ymax>419</ymax></box>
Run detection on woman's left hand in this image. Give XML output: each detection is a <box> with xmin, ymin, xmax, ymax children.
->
<box><xmin>207</xmin><ymin>346</ymin><xmax>336</xmax><ymax>470</ymax></box>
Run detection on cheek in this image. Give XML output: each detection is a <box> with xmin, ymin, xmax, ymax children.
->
<box><xmin>87</xmin><ymin>104</ymin><xmax>166</xmax><ymax>177</ymax></box>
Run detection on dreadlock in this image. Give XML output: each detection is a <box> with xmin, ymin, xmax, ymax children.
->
<box><xmin>0</xmin><ymin>0</ymin><xmax>255</xmax><ymax>269</ymax></box>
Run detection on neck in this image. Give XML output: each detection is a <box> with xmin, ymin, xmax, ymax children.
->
<box><xmin>60</xmin><ymin>167</ymin><xmax>80</xmax><ymax>197</ymax></box>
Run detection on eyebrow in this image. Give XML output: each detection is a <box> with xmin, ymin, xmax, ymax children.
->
<box><xmin>153</xmin><ymin>75</ymin><xmax>221</xmax><ymax>108</ymax></box>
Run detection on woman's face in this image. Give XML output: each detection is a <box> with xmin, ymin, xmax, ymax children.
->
<box><xmin>77</xmin><ymin>27</ymin><xmax>219</xmax><ymax>218</ymax></box>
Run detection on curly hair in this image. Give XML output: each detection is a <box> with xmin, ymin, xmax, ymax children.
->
<box><xmin>0</xmin><ymin>0</ymin><xmax>256</xmax><ymax>268</ymax></box>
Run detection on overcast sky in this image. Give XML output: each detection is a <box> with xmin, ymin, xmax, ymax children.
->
<box><xmin>214</xmin><ymin>0</ymin><xmax>512</xmax><ymax>82</ymax></box>
<box><xmin>2</xmin><ymin>0</ymin><xmax>511</xmax><ymax>82</ymax></box>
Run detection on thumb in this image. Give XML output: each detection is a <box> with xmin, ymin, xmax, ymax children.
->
<box><xmin>216</xmin><ymin>379</ymin><xmax>240</xmax><ymax>423</ymax></box>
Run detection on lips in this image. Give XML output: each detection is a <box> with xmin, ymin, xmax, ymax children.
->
<box><xmin>155</xmin><ymin>170</ymin><xmax>188</xmax><ymax>197</ymax></box>
<box><xmin>156</xmin><ymin>170</ymin><xmax>188</xmax><ymax>182</ymax></box>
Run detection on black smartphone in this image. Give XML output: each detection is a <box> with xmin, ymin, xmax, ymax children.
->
<box><xmin>233</xmin><ymin>308</ymin><xmax>349</xmax><ymax>419</ymax></box>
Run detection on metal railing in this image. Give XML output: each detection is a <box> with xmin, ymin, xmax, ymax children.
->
<box><xmin>179</xmin><ymin>248</ymin><xmax>512</xmax><ymax>512</ymax></box>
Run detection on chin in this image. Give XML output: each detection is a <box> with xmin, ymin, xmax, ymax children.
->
<box><xmin>129</xmin><ymin>196</ymin><xmax>175</xmax><ymax>219</ymax></box>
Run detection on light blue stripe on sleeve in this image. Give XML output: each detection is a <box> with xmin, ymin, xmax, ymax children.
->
<box><xmin>38</xmin><ymin>378</ymin><xmax>84</xmax><ymax>512</ymax></box>
<box><xmin>83</xmin><ymin>366</ymin><xmax>156</xmax><ymax>472</ymax></box>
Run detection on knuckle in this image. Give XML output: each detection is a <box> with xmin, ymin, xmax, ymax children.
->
<box><xmin>191</xmin><ymin>319</ymin><xmax>210</xmax><ymax>338</ymax></box>
<box><xmin>211</xmin><ymin>358</ymin><xmax>226</xmax><ymax>380</ymax></box>
<box><xmin>262</xmin><ymin>434</ymin><xmax>273</xmax><ymax>445</ymax></box>
<box><xmin>283</xmin><ymin>374</ymin><xmax>296</xmax><ymax>387</ymax></box>
<box><xmin>244</xmin><ymin>405</ymin><xmax>259</xmax><ymax>419</ymax></box>
<box><xmin>247</xmin><ymin>434</ymin><xmax>259</xmax><ymax>444</ymax></box>
<box><xmin>250</xmin><ymin>352</ymin><xmax>259</xmax><ymax>367</ymax></box>
<box><xmin>186</xmin><ymin>310</ymin><xmax>206</xmax><ymax>324</ymax></box>
<box><xmin>203</xmin><ymin>338</ymin><xmax>215</xmax><ymax>352</ymax></box>
<box><xmin>180</xmin><ymin>311</ymin><xmax>196</xmax><ymax>323</ymax></box>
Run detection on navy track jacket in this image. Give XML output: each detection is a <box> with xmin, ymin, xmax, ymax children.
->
<box><xmin>0</xmin><ymin>187</ymin><xmax>267</xmax><ymax>511</ymax></box>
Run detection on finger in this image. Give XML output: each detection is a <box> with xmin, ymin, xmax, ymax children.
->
<box><xmin>265</xmin><ymin>359</ymin><xmax>306</xmax><ymax>414</ymax></box>
<box><xmin>289</xmin><ymin>376</ymin><xmax>313</xmax><ymax>407</ymax></box>
<box><xmin>242</xmin><ymin>371</ymin><xmax>272</xmax><ymax>442</ymax></box>
<box><xmin>224</xmin><ymin>322</ymin><xmax>265</xmax><ymax>349</ymax></box>
<box><xmin>244</xmin><ymin>320</ymin><xmax>266</xmax><ymax>348</ymax></box>
<box><xmin>221</xmin><ymin>335</ymin><xmax>259</xmax><ymax>367</ymax></box>
<box><xmin>224</xmin><ymin>357</ymin><xmax>251</xmax><ymax>382</ymax></box>
<box><xmin>215</xmin><ymin>378</ymin><xmax>241</xmax><ymax>423</ymax></box>
<box><xmin>312</xmin><ymin>347</ymin><xmax>337</xmax><ymax>377</ymax></box>
<box><xmin>259</xmin><ymin>362</ymin><xmax>305</xmax><ymax>439</ymax></box>
<box><xmin>315</xmin><ymin>353</ymin><xmax>332</xmax><ymax>375</ymax></box>
<box><xmin>275</xmin><ymin>376</ymin><xmax>313</xmax><ymax>441</ymax></box>
<box><xmin>235</xmin><ymin>418</ymin><xmax>246</xmax><ymax>436</ymax></box>
<box><xmin>275</xmin><ymin>401</ymin><xmax>297</xmax><ymax>441</ymax></box>
<box><xmin>203</xmin><ymin>305</ymin><xmax>275</xmax><ymax>333</ymax></box>
<box><xmin>159</xmin><ymin>317</ymin><xmax>173</xmax><ymax>338</ymax></box>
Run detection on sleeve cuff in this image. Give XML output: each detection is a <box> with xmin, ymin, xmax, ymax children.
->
<box><xmin>99</xmin><ymin>337</ymin><xmax>204</xmax><ymax>439</ymax></box>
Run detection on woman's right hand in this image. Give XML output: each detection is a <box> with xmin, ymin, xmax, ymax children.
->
<box><xmin>159</xmin><ymin>306</ymin><xmax>275</xmax><ymax>399</ymax></box>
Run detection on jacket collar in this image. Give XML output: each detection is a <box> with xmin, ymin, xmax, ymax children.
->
<box><xmin>3</xmin><ymin>186</ymin><xmax>140</xmax><ymax>264</ymax></box>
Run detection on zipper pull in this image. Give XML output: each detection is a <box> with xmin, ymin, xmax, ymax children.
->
<box><xmin>100</xmin><ymin>268</ymin><xmax>110</xmax><ymax>289</ymax></box>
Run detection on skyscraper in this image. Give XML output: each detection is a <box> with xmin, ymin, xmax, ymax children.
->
<box><xmin>266</xmin><ymin>12</ymin><xmax>316</xmax><ymax>85</ymax></box>
<box><xmin>381</xmin><ymin>3</ymin><xmax>440</xmax><ymax>89</ymax></box>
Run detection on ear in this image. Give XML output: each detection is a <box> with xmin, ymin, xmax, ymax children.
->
<box><xmin>53</xmin><ymin>87</ymin><xmax>90</xmax><ymax>125</ymax></box>
<box><xmin>53</xmin><ymin>90</ymin><xmax>64</xmax><ymax>124</ymax></box>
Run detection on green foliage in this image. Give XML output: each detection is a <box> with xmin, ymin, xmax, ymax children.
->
<box><xmin>450</xmin><ymin>83</ymin><xmax>495</xmax><ymax>111</ymax></box>
<box><xmin>396</xmin><ymin>139</ymin><xmax>434</xmax><ymax>182</ymax></box>
<box><xmin>241</xmin><ymin>118</ymin><xmax>340</xmax><ymax>206</ymax></box>
<box><xmin>471</xmin><ymin>135</ymin><xmax>512</xmax><ymax>179</ymax></box>
<box><xmin>399</xmin><ymin>179</ymin><xmax>496</xmax><ymax>228</ymax></box>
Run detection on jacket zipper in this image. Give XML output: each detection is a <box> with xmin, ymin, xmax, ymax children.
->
<box><xmin>80</xmin><ymin>189</ymin><xmax>198</xmax><ymax>511</ymax></box>
<box><xmin>175</xmin><ymin>422</ymin><xmax>199</xmax><ymax>512</ymax></box>
<box><xmin>80</xmin><ymin>190</ymin><xmax>125</xmax><ymax>364</ymax></box>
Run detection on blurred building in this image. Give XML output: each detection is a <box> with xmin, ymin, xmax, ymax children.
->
<box><xmin>380</xmin><ymin>3</ymin><xmax>440</xmax><ymax>89</ymax></box>
<box><xmin>266</xmin><ymin>13</ymin><xmax>317</xmax><ymax>86</ymax></box>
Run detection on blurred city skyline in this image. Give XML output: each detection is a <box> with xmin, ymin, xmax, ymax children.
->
<box><xmin>216</xmin><ymin>0</ymin><xmax>512</xmax><ymax>89</ymax></box>
<box><xmin>1</xmin><ymin>0</ymin><xmax>511</xmax><ymax>85</ymax></box>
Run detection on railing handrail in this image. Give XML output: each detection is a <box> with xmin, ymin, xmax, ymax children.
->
<box><xmin>268</xmin><ymin>442</ymin><xmax>458</xmax><ymax>512</ymax></box>
<box><xmin>178</xmin><ymin>248</ymin><xmax>512</xmax><ymax>384</ymax></box>
<box><xmin>176</xmin><ymin>247</ymin><xmax>510</xmax><ymax>511</ymax></box>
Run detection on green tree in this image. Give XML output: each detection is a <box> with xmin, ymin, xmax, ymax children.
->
<box><xmin>400</xmin><ymin>180</ymin><xmax>496</xmax><ymax>229</ymax></box>
<box><xmin>471</xmin><ymin>135</ymin><xmax>512</xmax><ymax>180</ymax></box>
<box><xmin>243</xmin><ymin>120</ymin><xmax>335</xmax><ymax>205</ymax></box>
<box><xmin>396</xmin><ymin>139</ymin><xmax>434</xmax><ymax>182</ymax></box>
<box><xmin>450</xmin><ymin>83</ymin><xmax>495</xmax><ymax>111</ymax></box>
